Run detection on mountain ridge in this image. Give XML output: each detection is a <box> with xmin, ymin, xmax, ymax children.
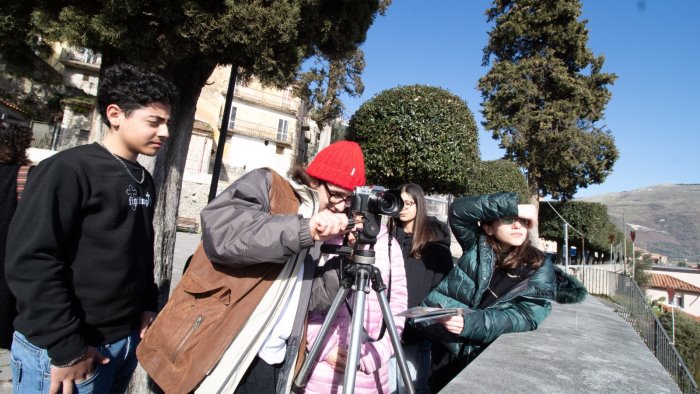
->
<box><xmin>577</xmin><ymin>184</ymin><xmax>700</xmax><ymax>263</ymax></box>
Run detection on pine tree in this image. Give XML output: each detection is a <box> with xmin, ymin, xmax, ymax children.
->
<box><xmin>478</xmin><ymin>0</ymin><xmax>618</xmax><ymax>211</ymax></box>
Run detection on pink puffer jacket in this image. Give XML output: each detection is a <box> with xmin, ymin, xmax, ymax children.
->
<box><xmin>304</xmin><ymin>225</ymin><xmax>407</xmax><ymax>394</ymax></box>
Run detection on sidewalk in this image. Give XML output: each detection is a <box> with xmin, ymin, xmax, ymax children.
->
<box><xmin>0</xmin><ymin>231</ymin><xmax>201</xmax><ymax>394</ymax></box>
<box><xmin>442</xmin><ymin>295</ymin><xmax>682</xmax><ymax>393</ymax></box>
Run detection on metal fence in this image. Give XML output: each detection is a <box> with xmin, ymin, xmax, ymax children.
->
<box><xmin>574</xmin><ymin>267</ymin><xmax>698</xmax><ymax>394</ymax></box>
<box><xmin>31</xmin><ymin>125</ymin><xmax>88</xmax><ymax>152</ymax></box>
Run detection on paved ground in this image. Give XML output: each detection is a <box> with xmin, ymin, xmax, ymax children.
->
<box><xmin>442</xmin><ymin>294</ymin><xmax>682</xmax><ymax>394</ymax></box>
<box><xmin>0</xmin><ymin>232</ymin><xmax>201</xmax><ymax>394</ymax></box>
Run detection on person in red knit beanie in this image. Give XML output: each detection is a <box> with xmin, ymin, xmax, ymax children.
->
<box><xmin>144</xmin><ymin>140</ymin><xmax>369</xmax><ymax>394</ymax></box>
<box><xmin>305</xmin><ymin>140</ymin><xmax>366</xmax><ymax>191</ymax></box>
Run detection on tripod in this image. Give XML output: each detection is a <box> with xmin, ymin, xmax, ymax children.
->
<box><xmin>292</xmin><ymin>247</ymin><xmax>415</xmax><ymax>394</ymax></box>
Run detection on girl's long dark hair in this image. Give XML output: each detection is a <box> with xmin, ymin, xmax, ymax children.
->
<box><xmin>483</xmin><ymin>226</ymin><xmax>544</xmax><ymax>271</ymax></box>
<box><xmin>388</xmin><ymin>183</ymin><xmax>441</xmax><ymax>258</ymax></box>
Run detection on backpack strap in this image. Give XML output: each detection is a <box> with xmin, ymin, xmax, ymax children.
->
<box><xmin>16</xmin><ymin>165</ymin><xmax>33</xmax><ymax>202</ymax></box>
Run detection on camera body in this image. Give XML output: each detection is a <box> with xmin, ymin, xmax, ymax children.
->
<box><xmin>348</xmin><ymin>186</ymin><xmax>403</xmax><ymax>218</ymax></box>
<box><xmin>345</xmin><ymin>186</ymin><xmax>403</xmax><ymax>246</ymax></box>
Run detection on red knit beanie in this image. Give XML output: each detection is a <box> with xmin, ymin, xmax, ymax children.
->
<box><xmin>306</xmin><ymin>141</ymin><xmax>366</xmax><ymax>190</ymax></box>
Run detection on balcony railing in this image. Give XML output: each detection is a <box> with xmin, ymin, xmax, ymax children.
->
<box><xmin>233</xmin><ymin>85</ymin><xmax>298</xmax><ymax>113</ymax></box>
<box><xmin>59</xmin><ymin>48</ymin><xmax>102</xmax><ymax>71</ymax></box>
<box><xmin>228</xmin><ymin>118</ymin><xmax>293</xmax><ymax>147</ymax></box>
<box><xmin>575</xmin><ymin>267</ymin><xmax>699</xmax><ymax>394</ymax></box>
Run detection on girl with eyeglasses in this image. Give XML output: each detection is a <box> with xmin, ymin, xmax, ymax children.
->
<box><xmin>417</xmin><ymin>192</ymin><xmax>558</xmax><ymax>392</ymax></box>
<box><xmin>386</xmin><ymin>183</ymin><xmax>454</xmax><ymax>394</ymax></box>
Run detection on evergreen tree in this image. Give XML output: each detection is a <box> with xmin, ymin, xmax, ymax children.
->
<box><xmin>478</xmin><ymin>0</ymin><xmax>618</xmax><ymax>210</ymax></box>
<box><xmin>296</xmin><ymin>48</ymin><xmax>366</xmax><ymax>132</ymax></box>
<box><xmin>539</xmin><ymin>200</ymin><xmax>613</xmax><ymax>263</ymax></box>
<box><xmin>462</xmin><ymin>159</ymin><xmax>529</xmax><ymax>200</ymax></box>
<box><xmin>2</xmin><ymin>1</ymin><xmax>388</xmax><ymax>316</ymax></box>
<box><xmin>346</xmin><ymin>85</ymin><xmax>479</xmax><ymax>194</ymax></box>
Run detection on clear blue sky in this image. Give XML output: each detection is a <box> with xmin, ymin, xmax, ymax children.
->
<box><xmin>340</xmin><ymin>0</ymin><xmax>700</xmax><ymax>198</ymax></box>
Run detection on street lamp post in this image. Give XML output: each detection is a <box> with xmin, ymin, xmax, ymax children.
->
<box><xmin>563</xmin><ymin>222</ymin><xmax>569</xmax><ymax>270</ymax></box>
<box><xmin>630</xmin><ymin>229</ymin><xmax>636</xmax><ymax>279</ymax></box>
<box><xmin>208</xmin><ymin>66</ymin><xmax>238</xmax><ymax>202</ymax></box>
<box><xmin>622</xmin><ymin>214</ymin><xmax>627</xmax><ymax>275</ymax></box>
<box><xmin>608</xmin><ymin>234</ymin><xmax>615</xmax><ymax>271</ymax></box>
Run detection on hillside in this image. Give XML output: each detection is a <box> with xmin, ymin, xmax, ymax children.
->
<box><xmin>579</xmin><ymin>184</ymin><xmax>700</xmax><ymax>263</ymax></box>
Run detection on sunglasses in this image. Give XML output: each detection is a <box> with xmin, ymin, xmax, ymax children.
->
<box><xmin>499</xmin><ymin>217</ymin><xmax>532</xmax><ymax>228</ymax></box>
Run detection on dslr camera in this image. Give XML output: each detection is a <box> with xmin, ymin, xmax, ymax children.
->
<box><xmin>346</xmin><ymin>186</ymin><xmax>403</xmax><ymax>245</ymax></box>
<box><xmin>348</xmin><ymin>186</ymin><xmax>404</xmax><ymax>218</ymax></box>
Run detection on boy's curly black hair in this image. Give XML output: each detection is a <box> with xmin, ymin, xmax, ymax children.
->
<box><xmin>97</xmin><ymin>64</ymin><xmax>178</xmax><ymax>127</ymax></box>
<box><xmin>0</xmin><ymin>121</ymin><xmax>33</xmax><ymax>165</ymax></box>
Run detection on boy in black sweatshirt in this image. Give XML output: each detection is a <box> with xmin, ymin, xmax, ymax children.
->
<box><xmin>6</xmin><ymin>63</ymin><xmax>176</xmax><ymax>394</ymax></box>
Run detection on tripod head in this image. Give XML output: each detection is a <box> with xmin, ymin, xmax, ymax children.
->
<box><xmin>320</xmin><ymin>213</ymin><xmax>380</xmax><ymax>267</ymax></box>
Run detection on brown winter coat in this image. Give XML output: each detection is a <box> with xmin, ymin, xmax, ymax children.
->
<box><xmin>136</xmin><ymin>170</ymin><xmax>301</xmax><ymax>393</ymax></box>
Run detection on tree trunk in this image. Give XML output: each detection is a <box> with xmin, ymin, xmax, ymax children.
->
<box><xmin>127</xmin><ymin>56</ymin><xmax>216</xmax><ymax>394</ymax></box>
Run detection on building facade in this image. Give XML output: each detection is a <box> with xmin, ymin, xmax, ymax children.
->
<box><xmin>187</xmin><ymin>66</ymin><xmax>309</xmax><ymax>181</ymax></box>
<box><xmin>177</xmin><ymin>66</ymin><xmax>322</xmax><ymax>229</ymax></box>
<box><xmin>646</xmin><ymin>266</ymin><xmax>700</xmax><ymax>318</ymax></box>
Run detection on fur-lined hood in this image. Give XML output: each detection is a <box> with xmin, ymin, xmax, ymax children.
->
<box><xmin>554</xmin><ymin>265</ymin><xmax>587</xmax><ymax>304</ymax></box>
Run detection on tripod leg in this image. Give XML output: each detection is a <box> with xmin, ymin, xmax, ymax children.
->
<box><xmin>375</xmin><ymin>286</ymin><xmax>415</xmax><ymax>394</ymax></box>
<box><xmin>292</xmin><ymin>285</ymin><xmax>352</xmax><ymax>393</ymax></box>
<box><xmin>343</xmin><ymin>267</ymin><xmax>370</xmax><ymax>394</ymax></box>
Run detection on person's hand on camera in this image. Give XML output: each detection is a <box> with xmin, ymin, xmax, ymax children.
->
<box><xmin>346</xmin><ymin>214</ymin><xmax>364</xmax><ymax>246</ymax></box>
<box><xmin>310</xmin><ymin>210</ymin><xmax>349</xmax><ymax>241</ymax></box>
<box><xmin>438</xmin><ymin>315</ymin><xmax>464</xmax><ymax>335</ymax></box>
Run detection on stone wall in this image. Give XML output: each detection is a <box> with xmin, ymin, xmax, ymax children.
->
<box><xmin>177</xmin><ymin>171</ymin><xmax>246</xmax><ymax>232</ymax></box>
<box><xmin>177</xmin><ymin>180</ymin><xmax>226</xmax><ymax>232</ymax></box>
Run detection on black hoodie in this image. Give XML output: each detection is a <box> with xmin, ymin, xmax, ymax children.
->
<box><xmin>392</xmin><ymin>216</ymin><xmax>454</xmax><ymax>344</ymax></box>
<box><xmin>5</xmin><ymin>143</ymin><xmax>159</xmax><ymax>365</ymax></box>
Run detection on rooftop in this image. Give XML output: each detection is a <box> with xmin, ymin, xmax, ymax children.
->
<box><xmin>649</xmin><ymin>273</ymin><xmax>700</xmax><ymax>294</ymax></box>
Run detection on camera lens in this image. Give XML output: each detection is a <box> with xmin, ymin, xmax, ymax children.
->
<box><xmin>369</xmin><ymin>190</ymin><xmax>403</xmax><ymax>217</ymax></box>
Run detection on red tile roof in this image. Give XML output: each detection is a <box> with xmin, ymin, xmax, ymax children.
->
<box><xmin>649</xmin><ymin>273</ymin><xmax>700</xmax><ymax>294</ymax></box>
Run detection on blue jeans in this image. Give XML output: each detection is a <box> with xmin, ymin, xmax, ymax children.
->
<box><xmin>10</xmin><ymin>330</ymin><xmax>140</xmax><ymax>394</ymax></box>
<box><xmin>389</xmin><ymin>341</ymin><xmax>431</xmax><ymax>394</ymax></box>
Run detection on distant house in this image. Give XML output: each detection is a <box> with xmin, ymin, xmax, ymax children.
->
<box><xmin>192</xmin><ymin>65</ymin><xmax>320</xmax><ymax>181</ymax></box>
<box><xmin>646</xmin><ymin>270</ymin><xmax>700</xmax><ymax>318</ymax></box>
<box><xmin>45</xmin><ymin>43</ymin><xmax>101</xmax><ymax>96</ymax></box>
<box><xmin>177</xmin><ymin>65</ymin><xmax>326</xmax><ymax>230</ymax></box>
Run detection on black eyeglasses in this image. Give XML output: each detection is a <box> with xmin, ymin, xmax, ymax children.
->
<box><xmin>322</xmin><ymin>182</ymin><xmax>350</xmax><ymax>205</ymax></box>
<box><xmin>499</xmin><ymin>217</ymin><xmax>532</xmax><ymax>228</ymax></box>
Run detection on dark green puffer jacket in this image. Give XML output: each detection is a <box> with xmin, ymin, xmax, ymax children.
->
<box><xmin>419</xmin><ymin>192</ymin><xmax>557</xmax><ymax>356</ymax></box>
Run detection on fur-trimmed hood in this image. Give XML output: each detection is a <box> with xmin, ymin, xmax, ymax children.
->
<box><xmin>554</xmin><ymin>265</ymin><xmax>587</xmax><ymax>304</ymax></box>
